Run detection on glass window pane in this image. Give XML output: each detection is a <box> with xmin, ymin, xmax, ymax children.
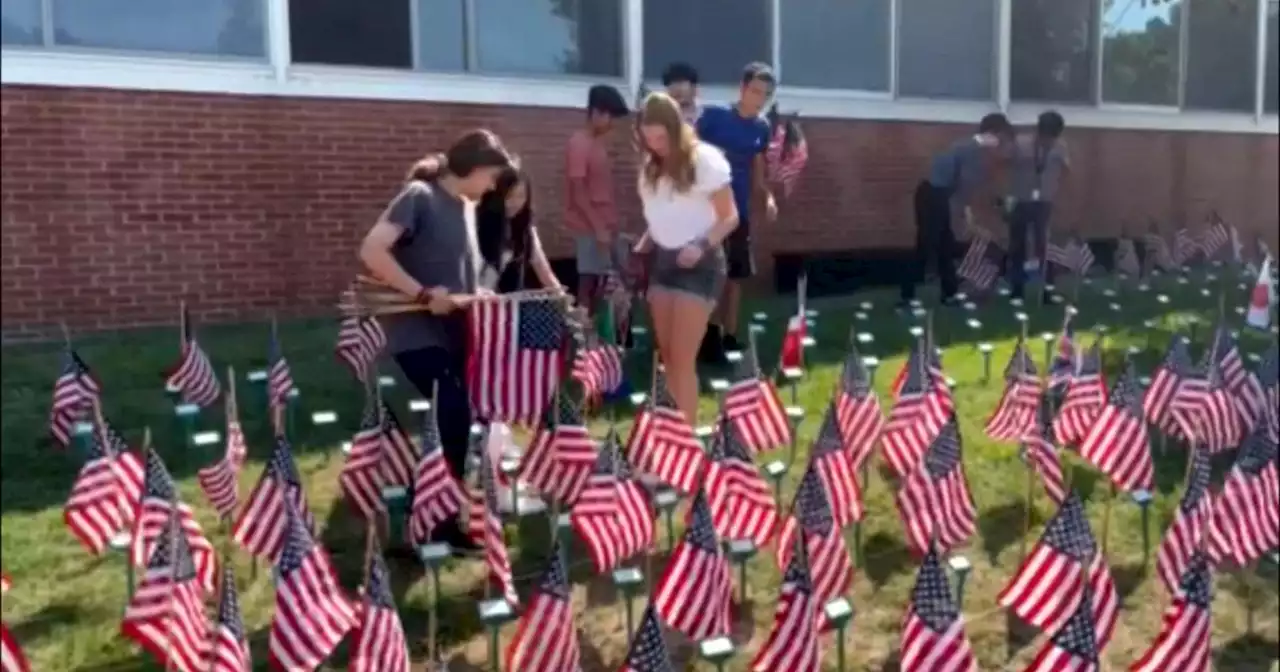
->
<box><xmin>1185</xmin><ymin>0</ymin><xmax>1258</xmax><ymax>112</ymax></box>
<box><xmin>52</xmin><ymin>0</ymin><xmax>265</xmax><ymax>57</ymax></box>
<box><xmin>415</xmin><ymin>0</ymin><xmax>465</xmax><ymax>71</ymax></box>
<box><xmin>291</xmin><ymin>0</ymin><xmax>413</xmax><ymax>69</ymax></box>
<box><xmin>643</xmin><ymin>0</ymin><xmax>770</xmax><ymax>85</ymax></box>
<box><xmin>1011</xmin><ymin>0</ymin><xmax>1098</xmax><ymax>103</ymax></box>
<box><xmin>1101</xmin><ymin>0</ymin><xmax>1182</xmax><ymax>106</ymax></box>
<box><xmin>781</xmin><ymin>0</ymin><xmax>890</xmax><ymax>90</ymax></box>
<box><xmin>1267</xmin><ymin>1</ymin><xmax>1279</xmax><ymax>113</ymax></box>
<box><xmin>898</xmin><ymin>0</ymin><xmax>995</xmax><ymax>99</ymax></box>
<box><xmin>2</xmin><ymin>0</ymin><xmax>42</xmax><ymax>46</ymax></box>
<box><xmin>475</xmin><ymin>0</ymin><xmax>621</xmax><ymax>76</ymax></box>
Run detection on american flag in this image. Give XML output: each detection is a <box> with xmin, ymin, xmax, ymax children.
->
<box><xmin>957</xmin><ymin>233</ymin><xmax>1001</xmax><ymax>292</ymax></box>
<box><xmin>268</xmin><ymin>501</ymin><xmax>357</xmax><ymax>670</ymax></box>
<box><xmin>571</xmin><ymin>430</ymin><xmax>655</xmax><ymax>573</ymax></box>
<box><xmin>1078</xmin><ymin>361</ymin><xmax>1155</xmax><ymax>493</ymax></box>
<box><xmin>336</xmin><ymin>316</ymin><xmax>387</xmax><ymax>383</ymax></box>
<box><xmin>1131</xmin><ymin>553</ymin><xmax>1213</xmax><ymax>672</ymax></box>
<box><xmin>505</xmin><ymin>541</ymin><xmax>580</xmax><ymax>672</ymax></box>
<box><xmin>1115</xmin><ymin>237</ymin><xmax>1141</xmax><ymax>276</ymax></box>
<box><xmin>778</xmin><ymin>275</ymin><xmax>808</xmax><ymax>371</ymax></box>
<box><xmin>350</xmin><ymin>547</ymin><xmax>410</xmax><ymax>672</ymax></box>
<box><xmin>1053</xmin><ymin>336</ymin><xmax>1107</xmax><ymax>446</ymax></box>
<box><xmin>197</xmin><ymin>393</ymin><xmax>249</xmax><ymax>519</ymax></box>
<box><xmin>1206</xmin><ymin>425</ymin><xmax>1279</xmax><ymax>568</ymax></box>
<box><xmin>1143</xmin><ymin>224</ymin><xmax>1175</xmax><ymax>273</ymax></box>
<box><xmin>520</xmin><ymin>392</ymin><xmax>597</xmax><ymax>505</ymax></box>
<box><xmin>1024</xmin><ymin>393</ymin><xmax>1067</xmax><ymax>505</ymax></box>
<box><xmin>621</xmin><ymin>607</ymin><xmax>675</xmax><ymax>672</ymax></box>
<box><xmin>652</xmin><ymin>489</ymin><xmax>733</xmax><ymax>640</ymax></box>
<box><xmin>1157</xmin><ymin>448</ymin><xmax>1213</xmax><ymax>595</ymax></box>
<box><xmin>890</xmin><ymin>335</ymin><xmax>951</xmax><ymax>408</ymax></box>
<box><xmin>1047</xmin><ymin>308</ymin><xmax>1077</xmax><ymax>392</ymax></box>
<box><xmin>1172</xmin><ymin>355</ymin><xmax>1244</xmax><ymax>454</ymax></box>
<box><xmin>1048</xmin><ymin>237</ymin><xmax>1094</xmax><ymax>276</ymax></box>
<box><xmin>572</xmin><ymin>340</ymin><xmax>623</xmax><ymax>399</ymax></box>
<box><xmin>48</xmin><ymin>349</ymin><xmax>100</xmax><ymax>448</ymax></box>
<box><xmin>775</xmin><ymin>466</ymin><xmax>855</xmax><ymax>626</ymax></box>
<box><xmin>765</xmin><ymin>117</ymin><xmax>809</xmax><ymax>197</ymax></box>
<box><xmin>341</xmin><ymin>398</ymin><xmax>390</xmax><ymax>520</ymax></box>
<box><xmin>899</xmin><ymin>545</ymin><xmax>978</xmax><ymax>672</ymax></box>
<box><xmin>1</xmin><ymin>576</ymin><xmax>29</xmax><ymax>672</ymax></box>
<box><xmin>1200</xmin><ymin>213</ymin><xmax>1230</xmax><ymax>260</ymax></box>
<box><xmin>468</xmin><ymin>427</ymin><xmax>520</xmax><ymax>607</ymax></box>
<box><xmin>207</xmin><ymin>563</ymin><xmax>250</xmax><ymax>672</ymax></box>
<box><xmin>999</xmin><ymin>493</ymin><xmax>1119</xmax><ymax>640</ymax></box>
<box><xmin>468</xmin><ymin>296</ymin><xmax>567</xmax><ymax>426</ymax></box>
<box><xmin>379</xmin><ymin>402</ymin><xmax>419</xmax><ymax>489</ymax></box>
<box><xmin>883</xmin><ymin>338</ymin><xmax>952</xmax><ymax>478</ymax></box>
<box><xmin>836</xmin><ymin>345</ymin><xmax>885</xmax><ymax>472</ymax></box>
<box><xmin>706</xmin><ymin>415</ymin><xmax>778</xmax><ymax>548</ymax></box>
<box><xmin>1024</xmin><ymin>584</ymin><xmax>1103</xmax><ymax>672</ymax></box>
<box><xmin>751</xmin><ymin>532</ymin><xmax>821</xmax><ymax>672</ymax></box>
<box><xmin>810</xmin><ymin>403</ymin><xmax>864</xmax><ymax>528</ymax></box>
<box><xmin>409</xmin><ymin>404</ymin><xmax>467</xmax><ymax>545</ymax></box>
<box><xmin>130</xmin><ymin>449</ymin><xmax>218</xmax><ymax>593</ymax></box>
<box><xmin>120</xmin><ymin>507</ymin><xmax>210</xmax><ymax>672</ymax></box>
<box><xmin>1259</xmin><ymin>342</ymin><xmax>1278</xmax><ymax>443</ymax></box>
<box><xmin>725</xmin><ymin>330</ymin><xmax>791</xmax><ymax>453</ymax></box>
<box><xmin>1175</xmin><ymin>227</ymin><xmax>1203</xmax><ymax>265</ymax></box>
<box><xmin>267</xmin><ymin>328</ymin><xmax>297</xmax><ymax>411</ymax></box>
<box><xmin>626</xmin><ymin>367</ymin><xmax>706</xmax><ymax>494</ymax></box>
<box><xmin>64</xmin><ymin>418</ymin><xmax>145</xmax><ymax>555</ymax></box>
<box><xmin>1144</xmin><ymin>334</ymin><xmax>1199</xmax><ymax>437</ymax></box>
<box><xmin>1203</xmin><ymin>324</ymin><xmax>1267</xmax><ymax>433</ymax></box>
<box><xmin>165</xmin><ymin>308</ymin><xmax>221</xmax><ymax>408</ymax></box>
<box><xmin>232</xmin><ymin>435</ymin><xmax>314</xmax><ymax>561</ymax></box>
<box><xmin>896</xmin><ymin>420</ymin><xmax>978</xmax><ymax>555</ymax></box>
<box><xmin>985</xmin><ymin>337</ymin><xmax>1042</xmax><ymax>442</ymax></box>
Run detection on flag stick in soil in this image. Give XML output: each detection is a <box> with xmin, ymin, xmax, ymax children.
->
<box><xmin>1020</xmin><ymin>317</ymin><xmax>1035</xmax><ymax>562</ymax></box>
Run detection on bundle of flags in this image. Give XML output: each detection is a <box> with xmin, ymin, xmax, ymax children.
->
<box><xmin>467</xmin><ymin>296</ymin><xmax>568</xmax><ymax>426</ymax></box>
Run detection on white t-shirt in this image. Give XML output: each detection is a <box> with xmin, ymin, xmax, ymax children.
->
<box><xmin>639</xmin><ymin>142</ymin><xmax>732</xmax><ymax>249</ymax></box>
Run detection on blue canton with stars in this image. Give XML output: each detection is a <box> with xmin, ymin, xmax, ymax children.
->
<box><xmin>1108</xmin><ymin>362</ymin><xmax>1143</xmax><ymax>414</ymax></box>
<box><xmin>712</xmin><ymin>416</ymin><xmax>753</xmax><ymax>463</ymax></box>
<box><xmin>1178</xmin><ymin>553</ymin><xmax>1213</xmax><ymax>609</ymax></box>
<box><xmin>91</xmin><ymin>419</ymin><xmax>129</xmax><ymax>459</ymax></box>
<box><xmin>1004</xmin><ymin>338</ymin><xmax>1039</xmax><ymax>381</ymax></box>
<box><xmin>1201</xmin><ymin>325</ymin><xmax>1237</xmax><ymax>371</ymax></box>
<box><xmin>1233</xmin><ymin>425</ymin><xmax>1277</xmax><ymax>476</ymax></box>
<box><xmin>1040</xmin><ymin>493</ymin><xmax>1096</xmax><ymax>561</ymax></box>
<box><xmin>277</xmin><ymin>501</ymin><xmax>316</xmax><ymax>576</ymax></box>
<box><xmin>735</xmin><ymin>331</ymin><xmax>763</xmax><ymax>382</ymax></box>
<box><xmin>594</xmin><ymin>430</ymin><xmax>621</xmax><ymax>476</ymax></box>
<box><xmin>359</xmin><ymin>397</ymin><xmax>380</xmax><ymax>432</ymax></box>
<box><xmin>217</xmin><ymin>564</ymin><xmax>246</xmax><ymax>640</ymax></box>
<box><xmin>1181</xmin><ymin>448</ymin><xmax>1211</xmax><ymax>513</ymax></box>
<box><xmin>1050</xmin><ymin>586</ymin><xmax>1100</xmax><ymax>662</ymax></box>
<box><xmin>1078</xmin><ymin>340</ymin><xmax>1103</xmax><ymax>378</ymax></box>
<box><xmin>812</xmin><ymin>402</ymin><xmax>844</xmax><ymax>457</ymax></box>
<box><xmin>924</xmin><ymin>420</ymin><xmax>962</xmax><ymax>480</ymax></box>
<box><xmin>794</xmin><ymin>466</ymin><xmax>836</xmax><ymax>537</ymax></box>
<box><xmin>267</xmin><ymin>436</ymin><xmax>304</xmax><ymax>488</ymax></box>
<box><xmin>149</xmin><ymin>512</ymin><xmax>198</xmax><ymax>581</ymax></box>
<box><xmin>517</xmin><ymin>299</ymin><xmax>567</xmax><ymax>351</ymax></box>
<box><xmin>1161</xmin><ymin>335</ymin><xmax>1197</xmax><ymax>378</ymax></box>
<box><xmin>142</xmin><ymin>449</ymin><xmax>177</xmax><ymax>502</ymax></box>
<box><xmin>1257</xmin><ymin>342</ymin><xmax>1277</xmax><ymax>389</ymax></box>
<box><xmin>652</xmin><ymin>368</ymin><xmax>678</xmax><ymax>410</ymax></box>
<box><xmin>912</xmin><ymin>548</ymin><xmax>959</xmax><ymax>633</ymax></box>
<box><xmin>537</xmin><ymin>541</ymin><xmax>572</xmax><ymax>600</ymax></box>
<box><xmin>421</xmin><ymin>404</ymin><xmax>444</xmax><ymax>456</ymax></box>
<box><xmin>624</xmin><ymin>607</ymin><xmax>675</xmax><ymax>671</ymax></box>
<box><xmin>683</xmin><ymin>490</ymin><xmax>722</xmax><ymax>553</ymax></box>
<box><xmin>841</xmin><ymin>347</ymin><xmax>872</xmax><ymax>397</ymax></box>
<box><xmin>781</xmin><ymin>535</ymin><xmax>815</xmax><ymax>595</ymax></box>
<box><xmin>899</xmin><ymin>341</ymin><xmax>930</xmax><ymax>397</ymax></box>
<box><xmin>365</xmin><ymin>552</ymin><xmax>397</xmax><ymax>609</ymax></box>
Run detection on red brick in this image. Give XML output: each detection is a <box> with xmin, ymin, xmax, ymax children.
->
<box><xmin>2</xmin><ymin>84</ymin><xmax>1277</xmax><ymax>338</ymax></box>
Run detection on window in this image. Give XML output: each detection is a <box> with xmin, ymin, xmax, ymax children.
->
<box><xmin>1011</xmin><ymin>0</ymin><xmax>1099</xmax><ymax>103</ymax></box>
<box><xmin>1184</xmin><ymin>0</ymin><xmax>1258</xmax><ymax>112</ymax></box>
<box><xmin>1101</xmin><ymin>0</ymin><xmax>1182</xmax><ymax>106</ymax></box>
<box><xmin>898</xmin><ymin>0</ymin><xmax>996</xmax><ymax>99</ymax></box>
<box><xmin>1268</xmin><ymin>1</ymin><xmax>1279</xmax><ymax>113</ymax></box>
<box><xmin>3</xmin><ymin>0</ymin><xmax>265</xmax><ymax>55</ymax></box>
<box><xmin>780</xmin><ymin>0</ymin><xmax>889</xmax><ymax>91</ymax></box>
<box><xmin>292</xmin><ymin>0</ymin><xmax>623</xmax><ymax>76</ymax></box>
<box><xmin>1</xmin><ymin>0</ymin><xmax>41</xmax><ymax>45</ymax></box>
<box><xmin>643</xmin><ymin>0</ymin><xmax>770</xmax><ymax>85</ymax></box>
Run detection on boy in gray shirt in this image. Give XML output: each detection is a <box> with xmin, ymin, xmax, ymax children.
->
<box><xmin>1008</xmin><ymin>111</ymin><xmax>1071</xmax><ymax>301</ymax></box>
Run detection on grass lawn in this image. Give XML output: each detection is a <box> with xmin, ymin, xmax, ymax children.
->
<box><xmin>2</xmin><ymin>267</ymin><xmax>1278</xmax><ymax>671</ymax></box>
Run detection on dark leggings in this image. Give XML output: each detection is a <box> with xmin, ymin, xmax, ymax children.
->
<box><xmin>901</xmin><ymin>181</ymin><xmax>958</xmax><ymax>301</ymax></box>
<box><xmin>1009</xmin><ymin>201</ymin><xmax>1054</xmax><ymax>292</ymax></box>
<box><xmin>393</xmin><ymin>347</ymin><xmax>472</xmax><ymax>483</ymax></box>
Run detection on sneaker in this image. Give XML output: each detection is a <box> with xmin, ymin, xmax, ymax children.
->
<box><xmin>699</xmin><ymin>324</ymin><xmax>727</xmax><ymax>365</ymax></box>
<box><xmin>940</xmin><ymin>296</ymin><xmax>961</xmax><ymax>308</ymax></box>
<box><xmin>722</xmin><ymin>332</ymin><xmax>743</xmax><ymax>354</ymax></box>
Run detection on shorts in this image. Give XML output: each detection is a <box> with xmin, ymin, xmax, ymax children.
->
<box><xmin>725</xmin><ymin>216</ymin><xmax>755</xmax><ymax>280</ymax></box>
<box><xmin>575</xmin><ymin>235</ymin><xmax>629</xmax><ymax>275</ymax></box>
<box><xmin>648</xmin><ymin>245</ymin><xmax>727</xmax><ymax>305</ymax></box>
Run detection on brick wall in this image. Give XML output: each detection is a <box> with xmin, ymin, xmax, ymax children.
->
<box><xmin>2</xmin><ymin>84</ymin><xmax>1277</xmax><ymax>339</ymax></box>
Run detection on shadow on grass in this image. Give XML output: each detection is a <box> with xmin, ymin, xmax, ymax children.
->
<box><xmin>1111</xmin><ymin>562</ymin><xmax>1147</xmax><ymax>602</ymax></box>
<box><xmin>11</xmin><ymin>601</ymin><xmax>114</xmax><ymax>648</ymax></box>
<box><xmin>1213</xmin><ymin>632</ymin><xmax>1280</xmax><ymax>672</ymax></box>
<box><xmin>1004</xmin><ymin>611</ymin><xmax>1040</xmax><ymax>661</ymax></box>
<box><xmin>879</xmin><ymin>651</ymin><xmax>903</xmax><ymax>672</ymax></box>
<box><xmin>977</xmin><ymin>499</ymin><xmax>1032</xmax><ymax>566</ymax></box>
<box><xmin>863</xmin><ymin>531</ymin><xmax>914</xmax><ymax>590</ymax></box>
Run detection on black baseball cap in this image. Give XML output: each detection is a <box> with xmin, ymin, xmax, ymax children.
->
<box><xmin>588</xmin><ymin>85</ymin><xmax>630</xmax><ymax>118</ymax></box>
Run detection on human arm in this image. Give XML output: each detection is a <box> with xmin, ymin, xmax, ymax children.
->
<box><xmin>677</xmin><ymin>145</ymin><xmax>738</xmax><ymax>267</ymax></box>
<box><xmin>753</xmin><ymin>153</ymin><xmax>776</xmax><ymax>222</ymax></box>
<box><xmin>357</xmin><ymin>184</ymin><xmax>466</xmax><ymax>313</ymax></box>
<box><xmin>526</xmin><ymin>225</ymin><xmax>563</xmax><ymax>291</ymax></box>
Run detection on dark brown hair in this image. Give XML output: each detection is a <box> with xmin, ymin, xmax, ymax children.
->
<box><xmin>405</xmin><ymin>129</ymin><xmax>512</xmax><ymax>182</ymax></box>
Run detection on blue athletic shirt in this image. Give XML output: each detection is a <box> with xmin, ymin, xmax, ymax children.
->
<box><xmin>696</xmin><ymin>104</ymin><xmax>770</xmax><ymax>222</ymax></box>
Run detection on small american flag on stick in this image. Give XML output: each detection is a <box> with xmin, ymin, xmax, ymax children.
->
<box><xmin>64</xmin><ymin>416</ymin><xmax>145</xmax><ymax>555</ymax></box>
<box><xmin>350</xmin><ymin>544</ymin><xmax>410</xmax><ymax>672</ymax></box>
<box><xmin>572</xmin><ymin>337</ymin><xmax>623</xmax><ymax>400</ymax></box>
<box><xmin>810</xmin><ymin>403</ymin><xmax>864</xmax><ymax>528</ymax></box>
<box><xmin>197</xmin><ymin>368</ymin><xmax>248</xmax><ymax>519</ymax></box>
<box><xmin>267</xmin><ymin>321</ymin><xmax>297</xmax><ymax>411</ymax></box>
<box><xmin>336</xmin><ymin>315</ymin><xmax>386</xmax><ymax>383</ymax></box>
<box><xmin>1206</xmin><ymin>425</ymin><xmax>1279</xmax><ymax>569</ymax></box>
<box><xmin>268</xmin><ymin>501</ymin><xmax>357</xmax><ymax>670</ymax></box>
<box><xmin>899</xmin><ymin>544</ymin><xmax>978</xmax><ymax>672</ymax></box>
<box><xmin>706</xmin><ymin>414</ymin><xmax>778</xmax><ymax>548</ymax></box>
<box><xmin>621</xmin><ymin>607</ymin><xmax>675</xmax><ymax>672</ymax></box>
<box><xmin>775</xmin><ymin>465</ymin><xmax>855</xmax><ymax>627</ymax></box>
<box><xmin>896</xmin><ymin>420</ymin><xmax>978</xmax><ymax>555</ymax></box>
<box><xmin>206</xmin><ymin>563</ymin><xmax>250</xmax><ymax>672</ymax></box>
<box><xmin>1157</xmin><ymin>447</ymin><xmax>1214</xmax><ymax>595</ymax></box>
<box><xmin>1203</xmin><ymin>323</ymin><xmax>1267</xmax><ymax>433</ymax></box>
<box><xmin>165</xmin><ymin>305</ymin><xmax>221</xmax><ymax>408</ymax></box>
<box><xmin>726</xmin><ymin>329</ymin><xmax>791</xmax><ymax>453</ymax></box>
<box><xmin>570</xmin><ymin>430</ymin><xmax>655</xmax><ymax>573</ymax></box>
<box><xmin>1052</xmin><ymin>336</ymin><xmax>1107</xmax><ymax>446</ymax></box>
<box><xmin>505</xmin><ymin>540</ymin><xmax>581</xmax><ymax>672</ymax></box>
<box><xmin>957</xmin><ymin>233</ymin><xmax>1001</xmax><ymax>293</ymax></box>
<box><xmin>409</xmin><ymin>401</ymin><xmax>467</xmax><ymax>545</ymax></box>
<box><xmin>379</xmin><ymin>401</ymin><xmax>419</xmax><ymax>489</ymax></box>
<box><xmin>626</xmin><ymin>367</ymin><xmax>706</xmax><ymax>494</ymax></box>
<box><xmin>985</xmin><ymin>337</ymin><xmax>1042</xmax><ymax>442</ymax></box>
<box><xmin>1130</xmin><ymin>553</ymin><xmax>1213</xmax><ymax>672</ymax></box>
<box><xmin>1172</xmin><ymin>353</ymin><xmax>1243</xmax><ymax>454</ymax></box>
<box><xmin>1200</xmin><ymin>213</ymin><xmax>1230</xmax><ymax>260</ymax></box>
<box><xmin>652</xmin><ymin>489</ymin><xmax>733</xmax><ymax>641</ymax></box>
<box><xmin>764</xmin><ymin>111</ymin><xmax>809</xmax><ymax>198</ymax></box>
<box><xmin>468</xmin><ymin>426</ymin><xmax>519</xmax><ymax>607</ymax></box>
<box><xmin>232</xmin><ymin>435</ymin><xmax>314</xmax><ymax>561</ymax></box>
<box><xmin>120</xmin><ymin>506</ymin><xmax>210</xmax><ymax>672</ymax></box>
<box><xmin>48</xmin><ymin>348</ymin><xmax>100</xmax><ymax>449</ymax></box>
<box><xmin>1114</xmin><ymin>237</ymin><xmax>1141</xmax><ymax>276</ymax></box>
<box><xmin>1078</xmin><ymin>360</ymin><xmax>1155</xmax><ymax>493</ymax></box>
<box><xmin>1144</xmin><ymin>223</ymin><xmax>1174</xmax><ymax>272</ymax></box>
<box><xmin>1</xmin><ymin>575</ymin><xmax>30</xmax><ymax>672</ymax></box>
<box><xmin>468</xmin><ymin>295</ymin><xmax>568</xmax><ymax>426</ymax></box>
<box><xmin>751</xmin><ymin>531</ymin><xmax>821</xmax><ymax>672</ymax></box>
<box><xmin>1175</xmin><ymin>227</ymin><xmax>1203</xmax><ymax>265</ymax></box>
<box><xmin>1144</xmin><ymin>334</ymin><xmax>1199</xmax><ymax>437</ymax></box>
<box><xmin>1024</xmin><ymin>393</ymin><xmax>1067</xmax><ymax>505</ymax></box>
<box><xmin>520</xmin><ymin>391</ymin><xmax>597</xmax><ymax>506</ymax></box>
<box><xmin>836</xmin><ymin>344</ymin><xmax>885</xmax><ymax>472</ymax></box>
<box><xmin>130</xmin><ymin>447</ymin><xmax>218</xmax><ymax>593</ymax></box>
<box><xmin>883</xmin><ymin>338</ymin><xmax>952</xmax><ymax>478</ymax></box>
<box><xmin>1024</xmin><ymin>582</ymin><xmax>1105</xmax><ymax>671</ymax></box>
<box><xmin>340</xmin><ymin>396</ymin><xmax>390</xmax><ymax>520</ymax></box>
<box><xmin>1047</xmin><ymin>308</ymin><xmax>1077</xmax><ymax>393</ymax></box>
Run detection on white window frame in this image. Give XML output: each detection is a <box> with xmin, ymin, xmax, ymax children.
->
<box><xmin>2</xmin><ymin>0</ymin><xmax>1276</xmax><ymax>135</ymax></box>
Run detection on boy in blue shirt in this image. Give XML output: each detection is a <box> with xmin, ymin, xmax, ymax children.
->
<box><xmin>696</xmin><ymin>62</ymin><xmax>777</xmax><ymax>363</ymax></box>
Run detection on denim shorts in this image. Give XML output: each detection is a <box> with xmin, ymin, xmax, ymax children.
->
<box><xmin>648</xmin><ymin>244</ymin><xmax>727</xmax><ymax>305</ymax></box>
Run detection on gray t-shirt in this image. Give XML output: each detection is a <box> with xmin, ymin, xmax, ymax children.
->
<box><xmin>927</xmin><ymin>136</ymin><xmax>986</xmax><ymax>205</ymax></box>
<box><xmin>1011</xmin><ymin>136</ymin><xmax>1069</xmax><ymax>203</ymax></box>
<box><xmin>378</xmin><ymin>180</ymin><xmax>479</xmax><ymax>355</ymax></box>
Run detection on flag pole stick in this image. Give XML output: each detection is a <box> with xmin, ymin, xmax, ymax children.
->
<box><xmin>427</xmin><ymin>379</ymin><xmax>443</xmax><ymax>669</ymax></box>
<box><xmin>1020</xmin><ymin>319</ymin><xmax>1034</xmax><ymax>562</ymax></box>
<box><xmin>60</xmin><ymin>320</ymin><xmax>71</xmax><ymax>350</ymax></box>
<box><xmin>161</xmin><ymin>443</ymin><xmax>178</xmax><ymax>672</ymax></box>
<box><xmin>1100</xmin><ymin>340</ymin><xmax>1118</xmax><ymax>559</ymax></box>
<box><xmin>645</xmin><ymin>348</ymin><xmax>659</xmax><ymax>598</ymax></box>
<box><xmin>206</xmin><ymin>558</ymin><xmax>226</xmax><ymax>672</ymax></box>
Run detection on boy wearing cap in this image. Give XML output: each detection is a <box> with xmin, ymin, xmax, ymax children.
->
<box><xmin>565</xmin><ymin>84</ymin><xmax>630</xmax><ymax>314</ymax></box>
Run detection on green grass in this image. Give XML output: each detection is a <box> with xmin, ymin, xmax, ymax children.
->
<box><xmin>2</xmin><ymin>268</ymin><xmax>1277</xmax><ymax>671</ymax></box>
